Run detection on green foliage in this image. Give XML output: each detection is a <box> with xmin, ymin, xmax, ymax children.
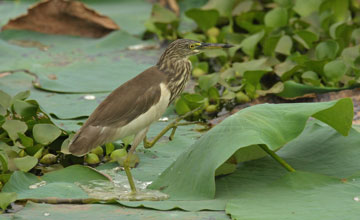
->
<box><xmin>144</xmin><ymin>0</ymin><xmax>360</xmax><ymax>120</ymax></box>
<box><xmin>0</xmin><ymin>192</ymin><xmax>17</xmax><ymax>212</ymax></box>
<box><xmin>150</xmin><ymin>99</ymin><xmax>353</xmax><ymax>199</ymax></box>
<box><xmin>1</xmin><ymin>1</ymin><xmax>360</xmax><ymax>218</ymax></box>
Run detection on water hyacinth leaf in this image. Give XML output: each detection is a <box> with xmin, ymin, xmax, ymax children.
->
<box><xmin>0</xmin><ymin>192</ymin><xmax>17</xmax><ymax>211</ymax></box>
<box><xmin>150</xmin><ymin>3</ymin><xmax>178</xmax><ymax>24</ymax></box>
<box><xmin>185</xmin><ymin>9</ymin><xmax>219</xmax><ymax>31</ymax></box>
<box><xmin>0</xmin><ymin>151</ymin><xmax>9</xmax><ymax>173</ymax></box>
<box><xmin>12</xmin><ymin>90</ymin><xmax>30</xmax><ymax>103</ymax></box>
<box><xmin>202</xmin><ymin>0</ymin><xmax>235</xmax><ymax>17</ymax></box>
<box><xmin>198</xmin><ymin>73</ymin><xmax>220</xmax><ymax>91</ymax></box>
<box><xmin>0</xmin><ymin>105</ymin><xmax>6</xmax><ymax>116</ymax></box>
<box><xmin>264</xmin><ymin>7</ymin><xmax>288</xmax><ymax>28</ymax></box>
<box><xmin>33</xmin><ymin>124</ymin><xmax>62</xmax><ymax>145</ymax></box>
<box><xmin>315</xmin><ymin>40</ymin><xmax>339</xmax><ymax>60</ymax></box>
<box><xmin>323</xmin><ymin>60</ymin><xmax>347</xmax><ymax>82</ymax></box>
<box><xmin>277</xmin><ymin>81</ymin><xmax>348</xmax><ymax>98</ymax></box>
<box><xmin>240</xmin><ymin>30</ymin><xmax>265</xmax><ymax>58</ymax></box>
<box><xmin>175</xmin><ymin>98</ymin><xmax>191</xmax><ymax>115</ymax></box>
<box><xmin>233</xmin><ymin>58</ymin><xmax>272</xmax><ymax>77</ymax></box>
<box><xmin>341</xmin><ymin>45</ymin><xmax>360</xmax><ymax>68</ymax></box>
<box><xmin>320</xmin><ymin>0</ymin><xmax>350</xmax><ymax>23</ymax></box>
<box><xmin>256</xmin><ymin>82</ymin><xmax>284</xmax><ymax>96</ymax></box>
<box><xmin>149</xmin><ymin>99</ymin><xmax>353</xmax><ymax>199</ymax></box>
<box><xmin>275</xmin><ymin>35</ymin><xmax>292</xmax><ymax>55</ymax></box>
<box><xmin>352</xmin><ymin>28</ymin><xmax>360</xmax><ymax>44</ymax></box>
<box><xmin>13</xmin><ymin>156</ymin><xmax>38</xmax><ymax>172</ymax></box>
<box><xmin>0</xmin><ymin>90</ymin><xmax>12</xmax><ymax>110</ymax></box>
<box><xmin>18</xmin><ymin>133</ymin><xmax>33</xmax><ymax>148</ymax></box>
<box><xmin>2</xmin><ymin>120</ymin><xmax>28</xmax><ymax>141</ymax></box>
<box><xmin>293</xmin><ymin>0</ymin><xmax>323</xmax><ymax>17</ymax></box>
<box><xmin>302</xmin><ymin>71</ymin><xmax>320</xmax><ymax>86</ymax></box>
<box><xmin>182</xmin><ymin>93</ymin><xmax>205</xmax><ymax>109</ymax></box>
<box><xmin>13</xmin><ymin>100</ymin><xmax>38</xmax><ymax>118</ymax></box>
<box><xmin>293</xmin><ymin>30</ymin><xmax>318</xmax><ymax>49</ymax></box>
<box><xmin>263</xmin><ymin>35</ymin><xmax>281</xmax><ymax>56</ymax></box>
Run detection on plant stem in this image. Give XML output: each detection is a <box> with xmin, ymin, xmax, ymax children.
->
<box><xmin>143</xmin><ymin>106</ymin><xmax>203</xmax><ymax>148</ymax></box>
<box><xmin>258</xmin><ymin>144</ymin><xmax>295</xmax><ymax>172</ymax></box>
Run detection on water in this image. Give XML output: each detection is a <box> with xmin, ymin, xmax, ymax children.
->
<box><xmin>76</xmin><ymin>168</ymin><xmax>169</xmax><ymax>201</ymax></box>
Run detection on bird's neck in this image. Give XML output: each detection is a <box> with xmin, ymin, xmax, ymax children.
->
<box><xmin>156</xmin><ymin>56</ymin><xmax>192</xmax><ymax>103</ymax></box>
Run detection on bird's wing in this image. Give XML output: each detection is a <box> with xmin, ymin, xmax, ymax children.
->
<box><xmin>85</xmin><ymin>66</ymin><xmax>167</xmax><ymax>128</ymax></box>
<box><xmin>68</xmin><ymin>66</ymin><xmax>168</xmax><ymax>156</ymax></box>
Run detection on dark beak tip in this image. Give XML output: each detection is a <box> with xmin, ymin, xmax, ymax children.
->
<box><xmin>223</xmin><ymin>44</ymin><xmax>234</xmax><ymax>48</ymax></box>
<box><xmin>199</xmin><ymin>43</ymin><xmax>234</xmax><ymax>49</ymax></box>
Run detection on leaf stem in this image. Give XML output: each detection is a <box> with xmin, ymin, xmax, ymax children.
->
<box><xmin>258</xmin><ymin>144</ymin><xmax>295</xmax><ymax>172</ymax></box>
<box><xmin>143</xmin><ymin>106</ymin><xmax>203</xmax><ymax>148</ymax></box>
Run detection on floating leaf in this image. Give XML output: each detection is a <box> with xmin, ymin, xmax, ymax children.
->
<box><xmin>18</xmin><ymin>133</ymin><xmax>33</xmax><ymax>148</ymax></box>
<box><xmin>293</xmin><ymin>30</ymin><xmax>318</xmax><ymax>49</ymax></box>
<box><xmin>277</xmin><ymin>81</ymin><xmax>349</xmax><ymax>98</ymax></box>
<box><xmin>2</xmin><ymin>120</ymin><xmax>28</xmax><ymax>141</ymax></box>
<box><xmin>33</xmin><ymin>124</ymin><xmax>61</xmax><ymax>145</ymax></box>
<box><xmin>11</xmin><ymin>90</ymin><xmax>30</xmax><ymax>103</ymax></box>
<box><xmin>264</xmin><ymin>8</ymin><xmax>288</xmax><ymax>28</ymax></box>
<box><xmin>0</xmin><ymin>90</ymin><xmax>11</xmax><ymax>110</ymax></box>
<box><xmin>293</xmin><ymin>0</ymin><xmax>323</xmax><ymax>17</ymax></box>
<box><xmin>185</xmin><ymin>9</ymin><xmax>219</xmax><ymax>31</ymax></box>
<box><xmin>275</xmin><ymin>35</ymin><xmax>292</xmax><ymax>55</ymax></box>
<box><xmin>202</xmin><ymin>0</ymin><xmax>235</xmax><ymax>17</ymax></box>
<box><xmin>315</xmin><ymin>40</ymin><xmax>339</xmax><ymax>60</ymax></box>
<box><xmin>0</xmin><ymin>192</ymin><xmax>17</xmax><ymax>211</ymax></box>
<box><xmin>323</xmin><ymin>60</ymin><xmax>347</xmax><ymax>82</ymax></box>
<box><xmin>226</xmin><ymin>171</ymin><xmax>360</xmax><ymax>220</ymax></box>
<box><xmin>149</xmin><ymin>99</ymin><xmax>353</xmax><ymax>199</ymax></box>
<box><xmin>150</xmin><ymin>3</ymin><xmax>178</xmax><ymax>24</ymax></box>
<box><xmin>233</xmin><ymin>58</ymin><xmax>272</xmax><ymax>77</ymax></box>
<box><xmin>0</xmin><ymin>151</ymin><xmax>9</xmax><ymax>174</ymax></box>
<box><xmin>13</xmin><ymin>156</ymin><xmax>38</xmax><ymax>172</ymax></box>
<box><xmin>13</xmin><ymin>100</ymin><xmax>38</xmax><ymax>118</ymax></box>
<box><xmin>198</xmin><ymin>74</ymin><xmax>220</xmax><ymax>91</ymax></box>
<box><xmin>175</xmin><ymin>98</ymin><xmax>191</xmax><ymax>115</ymax></box>
<box><xmin>240</xmin><ymin>30</ymin><xmax>265</xmax><ymax>58</ymax></box>
<box><xmin>2</xmin><ymin>165</ymin><xmax>110</xmax><ymax>199</ymax></box>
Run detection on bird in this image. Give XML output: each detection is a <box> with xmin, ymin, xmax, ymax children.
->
<box><xmin>68</xmin><ymin>39</ymin><xmax>233</xmax><ymax>193</ymax></box>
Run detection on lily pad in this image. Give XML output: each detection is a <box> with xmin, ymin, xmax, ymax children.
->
<box><xmin>2</xmin><ymin>165</ymin><xmax>110</xmax><ymax>199</ymax></box>
<box><xmin>226</xmin><ymin>171</ymin><xmax>360</xmax><ymax>220</ymax></box>
<box><xmin>149</xmin><ymin>99</ymin><xmax>353</xmax><ymax>199</ymax></box>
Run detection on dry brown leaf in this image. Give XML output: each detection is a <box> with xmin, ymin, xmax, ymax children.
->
<box><xmin>2</xmin><ymin>0</ymin><xmax>119</xmax><ymax>38</ymax></box>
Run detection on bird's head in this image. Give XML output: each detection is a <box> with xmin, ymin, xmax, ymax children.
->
<box><xmin>160</xmin><ymin>39</ymin><xmax>233</xmax><ymax>60</ymax></box>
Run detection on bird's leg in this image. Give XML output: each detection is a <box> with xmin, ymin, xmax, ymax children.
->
<box><xmin>123</xmin><ymin>127</ymin><xmax>149</xmax><ymax>193</ymax></box>
<box><xmin>143</xmin><ymin>106</ymin><xmax>204</xmax><ymax>148</ymax></box>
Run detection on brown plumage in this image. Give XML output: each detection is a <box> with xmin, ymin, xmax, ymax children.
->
<box><xmin>69</xmin><ymin>66</ymin><xmax>165</xmax><ymax>155</ymax></box>
<box><xmin>68</xmin><ymin>39</ymin><xmax>232</xmax><ymax>157</ymax></box>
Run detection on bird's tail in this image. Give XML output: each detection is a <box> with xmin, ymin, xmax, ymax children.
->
<box><xmin>68</xmin><ymin>126</ymin><xmax>107</xmax><ymax>156</ymax></box>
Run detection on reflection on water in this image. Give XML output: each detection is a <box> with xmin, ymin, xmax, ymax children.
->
<box><xmin>76</xmin><ymin>168</ymin><xmax>169</xmax><ymax>201</ymax></box>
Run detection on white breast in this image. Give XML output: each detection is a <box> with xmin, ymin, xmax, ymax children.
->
<box><xmin>111</xmin><ymin>83</ymin><xmax>171</xmax><ymax>140</ymax></box>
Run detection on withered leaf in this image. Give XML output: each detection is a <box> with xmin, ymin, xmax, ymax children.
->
<box><xmin>2</xmin><ymin>0</ymin><xmax>119</xmax><ymax>38</ymax></box>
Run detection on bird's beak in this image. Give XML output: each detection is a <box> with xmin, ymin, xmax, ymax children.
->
<box><xmin>196</xmin><ymin>42</ymin><xmax>233</xmax><ymax>50</ymax></box>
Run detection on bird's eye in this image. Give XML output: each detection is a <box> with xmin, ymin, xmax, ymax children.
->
<box><xmin>189</xmin><ymin>44</ymin><xmax>195</xmax><ymax>49</ymax></box>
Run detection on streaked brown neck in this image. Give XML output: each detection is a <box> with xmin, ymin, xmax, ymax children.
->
<box><xmin>157</xmin><ymin>51</ymin><xmax>192</xmax><ymax>103</ymax></box>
